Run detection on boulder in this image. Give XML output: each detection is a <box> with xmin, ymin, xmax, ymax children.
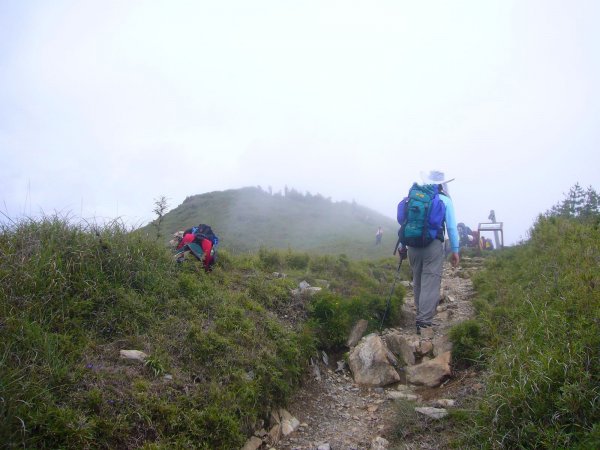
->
<box><xmin>348</xmin><ymin>334</ymin><xmax>401</xmax><ymax>386</ymax></box>
<box><xmin>442</xmin><ymin>293</ymin><xmax>456</xmax><ymax>303</ymax></box>
<box><xmin>415</xmin><ymin>407</ymin><xmax>448</xmax><ymax>419</ymax></box>
<box><xmin>384</xmin><ymin>332</ymin><xmax>416</xmax><ymax>366</ymax></box>
<box><xmin>398</xmin><ymin>303</ymin><xmax>416</xmax><ymax>327</ymax></box>
<box><xmin>436</xmin><ymin>310</ymin><xmax>452</xmax><ymax>321</ymax></box>
<box><xmin>433</xmin><ymin>334</ymin><xmax>453</xmax><ymax>357</ymax></box>
<box><xmin>268</xmin><ymin>424</ymin><xmax>281</xmax><ymax>444</ymax></box>
<box><xmin>299</xmin><ymin>280</ymin><xmax>311</xmax><ymax>290</ymax></box>
<box><xmin>292</xmin><ymin>281</ymin><xmax>322</xmax><ymax>296</ymax></box>
<box><xmin>370</xmin><ymin>436</ymin><xmax>390</xmax><ymax>449</ymax></box>
<box><xmin>417</xmin><ymin>340</ymin><xmax>433</xmax><ymax>356</ymax></box>
<box><xmin>420</xmin><ymin>327</ymin><xmax>435</xmax><ymax>339</ymax></box>
<box><xmin>241</xmin><ymin>436</ymin><xmax>263</xmax><ymax>450</ymax></box>
<box><xmin>119</xmin><ymin>350</ymin><xmax>147</xmax><ymax>362</ymax></box>
<box><xmin>278</xmin><ymin>409</ymin><xmax>300</xmax><ymax>436</ymax></box>
<box><xmin>387</xmin><ymin>391</ymin><xmax>420</xmax><ymax>401</ymax></box>
<box><xmin>304</xmin><ymin>286</ymin><xmax>322</xmax><ymax>295</ymax></box>
<box><xmin>433</xmin><ymin>398</ymin><xmax>456</xmax><ymax>407</ymax></box>
<box><xmin>406</xmin><ymin>351</ymin><xmax>451</xmax><ymax>387</ymax></box>
<box><xmin>346</xmin><ymin>319</ymin><xmax>369</xmax><ymax>348</ymax></box>
<box><xmin>168</xmin><ymin>231</ymin><xmax>184</xmax><ymax>247</ymax></box>
<box><xmin>312</xmin><ymin>359</ymin><xmax>322</xmax><ymax>381</ymax></box>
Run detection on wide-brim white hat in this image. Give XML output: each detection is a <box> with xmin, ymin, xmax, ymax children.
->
<box><xmin>420</xmin><ymin>170</ymin><xmax>455</xmax><ymax>185</ymax></box>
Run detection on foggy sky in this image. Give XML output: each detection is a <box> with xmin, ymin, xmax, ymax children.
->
<box><xmin>1</xmin><ymin>1</ymin><xmax>599</xmax><ymax>245</ymax></box>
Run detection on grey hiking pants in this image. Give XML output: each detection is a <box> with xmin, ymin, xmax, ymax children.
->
<box><xmin>408</xmin><ymin>239</ymin><xmax>444</xmax><ymax>326</ymax></box>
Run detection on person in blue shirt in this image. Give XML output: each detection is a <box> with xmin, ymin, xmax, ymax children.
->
<box><xmin>398</xmin><ymin>170</ymin><xmax>460</xmax><ymax>334</ymax></box>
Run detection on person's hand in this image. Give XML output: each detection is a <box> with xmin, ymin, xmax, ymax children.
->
<box><xmin>399</xmin><ymin>246</ymin><xmax>408</xmax><ymax>261</ymax></box>
<box><xmin>450</xmin><ymin>252</ymin><xmax>460</xmax><ymax>267</ymax></box>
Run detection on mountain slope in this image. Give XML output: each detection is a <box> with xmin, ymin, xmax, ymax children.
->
<box><xmin>147</xmin><ymin>187</ymin><xmax>399</xmax><ymax>258</ymax></box>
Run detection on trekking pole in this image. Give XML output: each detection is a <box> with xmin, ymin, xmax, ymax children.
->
<box><xmin>380</xmin><ymin>249</ymin><xmax>406</xmax><ymax>330</ymax></box>
<box><xmin>393</xmin><ymin>234</ymin><xmax>402</xmax><ymax>256</ymax></box>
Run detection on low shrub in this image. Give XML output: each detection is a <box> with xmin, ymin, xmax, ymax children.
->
<box><xmin>257</xmin><ymin>247</ymin><xmax>282</xmax><ymax>270</ymax></box>
<box><xmin>448</xmin><ymin>320</ymin><xmax>488</xmax><ymax>369</ymax></box>
<box><xmin>285</xmin><ymin>249</ymin><xmax>310</xmax><ymax>270</ymax></box>
<box><xmin>308</xmin><ymin>288</ymin><xmax>402</xmax><ymax>349</ymax></box>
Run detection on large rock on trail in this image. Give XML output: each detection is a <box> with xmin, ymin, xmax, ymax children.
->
<box><xmin>348</xmin><ymin>334</ymin><xmax>401</xmax><ymax>386</ymax></box>
<box><xmin>384</xmin><ymin>331</ymin><xmax>417</xmax><ymax>365</ymax></box>
<box><xmin>406</xmin><ymin>351</ymin><xmax>452</xmax><ymax>387</ymax></box>
<box><xmin>346</xmin><ymin>319</ymin><xmax>369</xmax><ymax>348</ymax></box>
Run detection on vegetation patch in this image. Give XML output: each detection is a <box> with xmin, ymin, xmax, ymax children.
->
<box><xmin>448</xmin><ymin>319</ymin><xmax>488</xmax><ymax>370</ymax></box>
<box><xmin>453</xmin><ymin>185</ymin><xmax>600</xmax><ymax>448</ymax></box>
<box><xmin>0</xmin><ymin>214</ymin><xmax>404</xmax><ymax>448</ymax></box>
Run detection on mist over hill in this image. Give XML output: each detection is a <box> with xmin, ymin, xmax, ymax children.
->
<box><xmin>145</xmin><ymin>187</ymin><xmax>399</xmax><ymax>258</ymax></box>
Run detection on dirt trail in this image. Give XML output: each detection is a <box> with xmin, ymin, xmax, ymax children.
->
<box><xmin>276</xmin><ymin>258</ymin><xmax>483</xmax><ymax>450</ymax></box>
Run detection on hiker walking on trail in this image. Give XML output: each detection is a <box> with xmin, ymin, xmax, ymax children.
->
<box><xmin>375</xmin><ymin>227</ymin><xmax>383</xmax><ymax>245</ymax></box>
<box><xmin>396</xmin><ymin>170</ymin><xmax>460</xmax><ymax>334</ymax></box>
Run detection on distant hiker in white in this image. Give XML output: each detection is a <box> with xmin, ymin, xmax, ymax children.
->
<box><xmin>375</xmin><ymin>226</ymin><xmax>383</xmax><ymax>245</ymax></box>
<box><xmin>396</xmin><ymin>170</ymin><xmax>460</xmax><ymax>334</ymax></box>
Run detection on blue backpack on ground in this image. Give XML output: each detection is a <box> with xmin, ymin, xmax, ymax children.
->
<box><xmin>397</xmin><ymin>183</ymin><xmax>446</xmax><ymax>248</ymax></box>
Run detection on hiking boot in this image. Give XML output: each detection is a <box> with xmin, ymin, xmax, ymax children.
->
<box><xmin>416</xmin><ymin>321</ymin><xmax>429</xmax><ymax>335</ymax></box>
<box><xmin>416</xmin><ymin>321</ymin><xmax>439</xmax><ymax>336</ymax></box>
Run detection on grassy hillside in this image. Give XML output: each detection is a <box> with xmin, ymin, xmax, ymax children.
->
<box><xmin>448</xmin><ymin>188</ymin><xmax>600</xmax><ymax>448</ymax></box>
<box><xmin>0</xmin><ymin>216</ymin><xmax>405</xmax><ymax>449</ymax></box>
<box><xmin>6</xmin><ymin>185</ymin><xmax>597</xmax><ymax>448</ymax></box>
<box><xmin>143</xmin><ymin>187</ymin><xmax>400</xmax><ymax>259</ymax></box>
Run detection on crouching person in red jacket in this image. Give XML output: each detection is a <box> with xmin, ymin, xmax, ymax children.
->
<box><xmin>174</xmin><ymin>224</ymin><xmax>218</xmax><ymax>272</ymax></box>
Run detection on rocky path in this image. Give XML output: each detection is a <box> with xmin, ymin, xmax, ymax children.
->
<box><xmin>243</xmin><ymin>258</ymin><xmax>483</xmax><ymax>450</ymax></box>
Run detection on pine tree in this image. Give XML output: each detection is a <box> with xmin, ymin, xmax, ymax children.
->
<box><xmin>566</xmin><ymin>183</ymin><xmax>586</xmax><ymax>217</ymax></box>
<box><xmin>582</xmin><ymin>185</ymin><xmax>600</xmax><ymax>218</ymax></box>
<box><xmin>546</xmin><ymin>183</ymin><xmax>599</xmax><ymax>221</ymax></box>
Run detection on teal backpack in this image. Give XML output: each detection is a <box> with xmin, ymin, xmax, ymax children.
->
<box><xmin>397</xmin><ymin>183</ymin><xmax>446</xmax><ymax>248</ymax></box>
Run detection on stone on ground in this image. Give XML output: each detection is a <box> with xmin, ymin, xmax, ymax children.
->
<box><xmin>348</xmin><ymin>334</ymin><xmax>401</xmax><ymax>386</ymax></box>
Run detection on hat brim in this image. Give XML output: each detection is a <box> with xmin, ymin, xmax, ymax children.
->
<box><xmin>420</xmin><ymin>171</ymin><xmax>455</xmax><ymax>185</ymax></box>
